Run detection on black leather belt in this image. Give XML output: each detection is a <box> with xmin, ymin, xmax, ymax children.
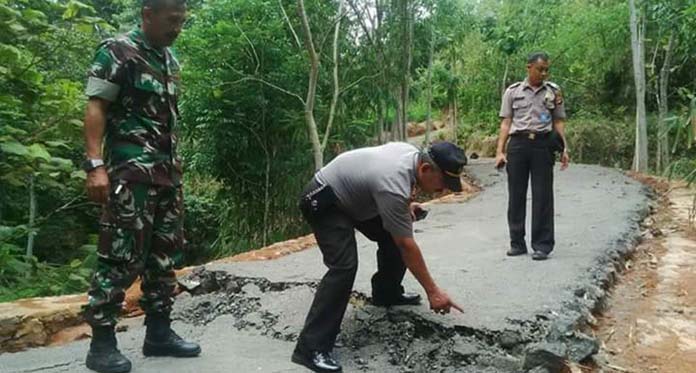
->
<box><xmin>510</xmin><ymin>131</ymin><xmax>551</xmax><ymax>140</ymax></box>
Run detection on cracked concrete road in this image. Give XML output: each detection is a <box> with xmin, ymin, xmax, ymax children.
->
<box><xmin>0</xmin><ymin>160</ymin><xmax>649</xmax><ymax>373</ymax></box>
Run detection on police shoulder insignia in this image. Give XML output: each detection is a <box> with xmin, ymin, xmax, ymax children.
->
<box><xmin>555</xmin><ymin>89</ymin><xmax>564</xmax><ymax>105</ymax></box>
<box><xmin>546</xmin><ymin>82</ymin><xmax>563</xmax><ymax>104</ymax></box>
<box><xmin>505</xmin><ymin>82</ymin><xmax>522</xmax><ymax>96</ymax></box>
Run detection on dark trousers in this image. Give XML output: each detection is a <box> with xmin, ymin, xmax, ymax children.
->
<box><xmin>506</xmin><ymin>135</ymin><xmax>555</xmax><ymax>254</ymax></box>
<box><xmin>296</xmin><ymin>182</ymin><xmax>407</xmax><ymax>352</ymax></box>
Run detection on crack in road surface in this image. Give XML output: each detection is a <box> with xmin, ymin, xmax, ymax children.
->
<box><xmin>0</xmin><ymin>161</ymin><xmax>650</xmax><ymax>373</ymax></box>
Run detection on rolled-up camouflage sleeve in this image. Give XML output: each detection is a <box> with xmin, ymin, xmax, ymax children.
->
<box><xmin>85</xmin><ymin>42</ymin><xmax>125</xmax><ymax>102</ymax></box>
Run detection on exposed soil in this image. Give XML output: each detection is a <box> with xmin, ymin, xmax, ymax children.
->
<box><xmin>170</xmin><ymin>267</ymin><xmax>542</xmax><ymax>373</ymax></box>
<box><xmin>593</xmin><ymin>183</ymin><xmax>696</xmax><ymax>373</ymax></box>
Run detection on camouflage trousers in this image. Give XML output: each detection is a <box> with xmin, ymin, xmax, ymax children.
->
<box><xmin>83</xmin><ymin>181</ymin><xmax>184</xmax><ymax>327</ymax></box>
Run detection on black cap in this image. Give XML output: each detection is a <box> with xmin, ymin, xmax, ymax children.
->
<box><xmin>427</xmin><ymin>141</ymin><xmax>467</xmax><ymax>192</ymax></box>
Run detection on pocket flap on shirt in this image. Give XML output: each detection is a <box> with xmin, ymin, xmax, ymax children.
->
<box><xmin>512</xmin><ymin>100</ymin><xmax>531</xmax><ymax>109</ymax></box>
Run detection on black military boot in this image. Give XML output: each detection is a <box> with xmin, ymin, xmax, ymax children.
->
<box><xmin>85</xmin><ymin>325</ymin><xmax>132</xmax><ymax>373</ymax></box>
<box><xmin>142</xmin><ymin>314</ymin><xmax>201</xmax><ymax>357</ymax></box>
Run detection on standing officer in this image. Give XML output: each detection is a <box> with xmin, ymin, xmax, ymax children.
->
<box><xmin>292</xmin><ymin>141</ymin><xmax>465</xmax><ymax>372</ymax></box>
<box><xmin>495</xmin><ymin>51</ymin><xmax>570</xmax><ymax>261</ymax></box>
<box><xmin>81</xmin><ymin>1</ymin><xmax>200</xmax><ymax>372</ymax></box>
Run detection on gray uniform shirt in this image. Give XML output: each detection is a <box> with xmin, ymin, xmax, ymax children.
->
<box><xmin>499</xmin><ymin>79</ymin><xmax>566</xmax><ymax>134</ymax></box>
<box><xmin>317</xmin><ymin>142</ymin><xmax>418</xmax><ymax>238</ymax></box>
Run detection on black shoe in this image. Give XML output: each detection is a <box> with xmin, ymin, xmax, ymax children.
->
<box><xmin>506</xmin><ymin>247</ymin><xmax>528</xmax><ymax>256</ymax></box>
<box><xmin>291</xmin><ymin>349</ymin><xmax>342</xmax><ymax>372</ymax></box>
<box><xmin>85</xmin><ymin>325</ymin><xmax>132</xmax><ymax>373</ymax></box>
<box><xmin>531</xmin><ymin>251</ymin><xmax>549</xmax><ymax>261</ymax></box>
<box><xmin>143</xmin><ymin>314</ymin><xmax>201</xmax><ymax>357</ymax></box>
<box><xmin>372</xmin><ymin>292</ymin><xmax>422</xmax><ymax>307</ymax></box>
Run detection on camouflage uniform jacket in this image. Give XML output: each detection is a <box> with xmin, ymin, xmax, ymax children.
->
<box><xmin>85</xmin><ymin>29</ymin><xmax>182</xmax><ymax>187</ymax></box>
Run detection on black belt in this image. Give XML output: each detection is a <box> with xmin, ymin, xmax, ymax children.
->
<box><xmin>510</xmin><ymin>131</ymin><xmax>551</xmax><ymax>140</ymax></box>
<box><xmin>300</xmin><ymin>177</ymin><xmax>339</xmax><ymax>217</ymax></box>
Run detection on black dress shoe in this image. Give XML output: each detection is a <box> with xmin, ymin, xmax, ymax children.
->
<box><xmin>372</xmin><ymin>292</ymin><xmax>422</xmax><ymax>307</ymax></box>
<box><xmin>506</xmin><ymin>247</ymin><xmax>528</xmax><ymax>256</ymax></box>
<box><xmin>531</xmin><ymin>251</ymin><xmax>549</xmax><ymax>260</ymax></box>
<box><xmin>291</xmin><ymin>349</ymin><xmax>342</xmax><ymax>372</ymax></box>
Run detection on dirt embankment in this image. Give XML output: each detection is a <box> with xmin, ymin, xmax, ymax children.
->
<box><xmin>593</xmin><ymin>178</ymin><xmax>696</xmax><ymax>373</ymax></box>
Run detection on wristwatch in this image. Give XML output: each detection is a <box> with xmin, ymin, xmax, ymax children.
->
<box><xmin>82</xmin><ymin>158</ymin><xmax>105</xmax><ymax>172</ymax></box>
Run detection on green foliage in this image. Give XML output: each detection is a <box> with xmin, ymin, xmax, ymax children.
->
<box><xmin>565</xmin><ymin>114</ymin><xmax>635</xmax><ymax>169</ymax></box>
<box><xmin>0</xmin><ymin>246</ymin><xmax>96</xmax><ymax>303</ymax></box>
<box><xmin>176</xmin><ymin>0</ymin><xmax>308</xmax><ymax>255</ymax></box>
<box><xmin>176</xmin><ymin>0</ymin><xmax>375</xmax><ymax>256</ymax></box>
<box><xmin>665</xmin><ymin>90</ymin><xmax>696</xmax><ymax>182</ymax></box>
<box><xmin>181</xmin><ymin>173</ymin><xmax>225</xmax><ymax>263</ymax></box>
<box><xmin>0</xmin><ymin>0</ymin><xmax>106</xmax><ymax>302</ymax></box>
<box><xmin>1</xmin><ymin>0</ymin><xmax>696</xmax><ymax>303</ymax></box>
<box><xmin>0</xmin><ymin>224</ymin><xmax>95</xmax><ymax>302</ymax></box>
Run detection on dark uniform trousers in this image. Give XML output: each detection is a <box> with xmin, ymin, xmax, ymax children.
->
<box><xmin>296</xmin><ymin>179</ymin><xmax>407</xmax><ymax>352</ymax></box>
<box><xmin>506</xmin><ymin>133</ymin><xmax>555</xmax><ymax>254</ymax></box>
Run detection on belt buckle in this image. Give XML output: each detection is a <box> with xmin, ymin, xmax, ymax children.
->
<box><xmin>528</xmin><ymin>132</ymin><xmax>536</xmax><ymax>140</ymax></box>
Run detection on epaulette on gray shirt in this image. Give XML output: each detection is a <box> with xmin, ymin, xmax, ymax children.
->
<box><xmin>317</xmin><ymin>142</ymin><xmax>418</xmax><ymax>238</ymax></box>
<box><xmin>499</xmin><ymin>79</ymin><xmax>566</xmax><ymax>134</ymax></box>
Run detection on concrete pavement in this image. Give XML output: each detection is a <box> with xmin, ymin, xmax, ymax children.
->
<box><xmin>0</xmin><ymin>160</ymin><xmax>649</xmax><ymax>373</ymax></box>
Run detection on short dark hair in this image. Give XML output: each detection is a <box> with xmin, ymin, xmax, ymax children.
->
<box><xmin>142</xmin><ymin>0</ymin><xmax>186</xmax><ymax>10</ymax></box>
<box><xmin>527</xmin><ymin>51</ymin><xmax>549</xmax><ymax>64</ymax></box>
<box><xmin>419</xmin><ymin>150</ymin><xmax>441</xmax><ymax>172</ymax></box>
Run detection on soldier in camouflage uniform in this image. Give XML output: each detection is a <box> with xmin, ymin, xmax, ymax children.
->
<box><xmin>81</xmin><ymin>1</ymin><xmax>199</xmax><ymax>372</ymax></box>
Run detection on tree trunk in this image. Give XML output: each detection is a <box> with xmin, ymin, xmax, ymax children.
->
<box><xmin>377</xmin><ymin>97</ymin><xmax>386</xmax><ymax>144</ymax></box>
<box><xmin>400</xmin><ymin>0</ymin><xmax>413</xmax><ymax>141</ymax></box>
<box><xmin>394</xmin><ymin>90</ymin><xmax>403</xmax><ymax>141</ymax></box>
<box><xmin>263</xmin><ymin>149</ymin><xmax>271</xmax><ymax>246</ymax></box>
<box><xmin>26</xmin><ymin>175</ymin><xmax>36</xmax><ymax>259</ymax></box>
<box><xmin>261</xmin><ymin>101</ymin><xmax>270</xmax><ymax>247</ymax></box>
<box><xmin>501</xmin><ymin>57</ymin><xmax>510</xmax><ymax>96</ymax></box>
<box><xmin>347</xmin><ymin>0</ymin><xmax>391</xmax><ymax>143</ymax></box>
<box><xmin>629</xmin><ymin>0</ymin><xmax>648</xmax><ymax>173</ymax></box>
<box><xmin>297</xmin><ymin>0</ymin><xmax>323</xmax><ymax>170</ymax></box>
<box><xmin>390</xmin><ymin>0</ymin><xmax>412</xmax><ymax>142</ymax></box>
<box><xmin>425</xmin><ymin>23</ymin><xmax>434</xmax><ymax>146</ymax></box>
<box><xmin>656</xmin><ymin>30</ymin><xmax>675</xmax><ymax>174</ymax></box>
<box><xmin>452</xmin><ymin>99</ymin><xmax>458</xmax><ymax>141</ymax></box>
<box><xmin>322</xmin><ymin>0</ymin><xmax>344</xmax><ymax>151</ymax></box>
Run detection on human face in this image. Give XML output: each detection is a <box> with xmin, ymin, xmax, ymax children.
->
<box><xmin>526</xmin><ymin>59</ymin><xmax>550</xmax><ymax>87</ymax></box>
<box><xmin>417</xmin><ymin>163</ymin><xmax>446</xmax><ymax>194</ymax></box>
<box><xmin>142</xmin><ymin>2</ymin><xmax>187</xmax><ymax>48</ymax></box>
